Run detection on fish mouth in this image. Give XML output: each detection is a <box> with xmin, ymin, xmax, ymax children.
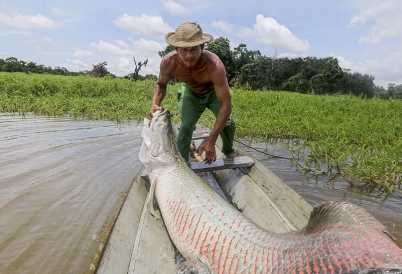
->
<box><xmin>149</xmin><ymin>108</ymin><xmax>181</xmax><ymax>160</ymax></box>
<box><xmin>153</xmin><ymin>109</ymin><xmax>171</xmax><ymax>128</ymax></box>
<box><xmin>153</xmin><ymin>108</ymin><xmax>169</xmax><ymax>121</ymax></box>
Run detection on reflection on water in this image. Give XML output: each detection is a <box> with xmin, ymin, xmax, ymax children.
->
<box><xmin>0</xmin><ymin>114</ymin><xmax>143</xmax><ymax>273</ymax></box>
<box><xmin>235</xmin><ymin>138</ymin><xmax>402</xmax><ymax>248</ymax></box>
<box><xmin>1</xmin><ymin>114</ymin><xmax>401</xmax><ymax>274</ymax></box>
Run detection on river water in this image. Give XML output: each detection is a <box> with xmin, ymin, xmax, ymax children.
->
<box><xmin>0</xmin><ymin>114</ymin><xmax>401</xmax><ymax>273</ymax></box>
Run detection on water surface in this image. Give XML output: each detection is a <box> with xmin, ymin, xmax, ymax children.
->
<box><xmin>0</xmin><ymin>114</ymin><xmax>142</xmax><ymax>273</ymax></box>
<box><xmin>1</xmin><ymin>114</ymin><xmax>401</xmax><ymax>274</ymax></box>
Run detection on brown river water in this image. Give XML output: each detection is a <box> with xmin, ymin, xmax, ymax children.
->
<box><xmin>1</xmin><ymin>114</ymin><xmax>401</xmax><ymax>273</ymax></box>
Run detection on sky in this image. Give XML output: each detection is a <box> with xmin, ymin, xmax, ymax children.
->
<box><xmin>1</xmin><ymin>0</ymin><xmax>402</xmax><ymax>88</ymax></box>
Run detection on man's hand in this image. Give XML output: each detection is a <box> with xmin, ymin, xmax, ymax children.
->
<box><xmin>149</xmin><ymin>104</ymin><xmax>162</xmax><ymax>118</ymax></box>
<box><xmin>197</xmin><ymin>139</ymin><xmax>217</xmax><ymax>165</ymax></box>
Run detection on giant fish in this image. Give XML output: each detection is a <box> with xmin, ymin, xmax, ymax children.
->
<box><xmin>139</xmin><ymin>109</ymin><xmax>402</xmax><ymax>274</ymax></box>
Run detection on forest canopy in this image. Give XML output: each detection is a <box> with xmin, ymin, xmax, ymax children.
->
<box><xmin>2</xmin><ymin>36</ymin><xmax>402</xmax><ymax>98</ymax></box>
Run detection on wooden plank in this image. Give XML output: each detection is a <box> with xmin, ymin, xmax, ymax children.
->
<box><xmin>191</xmin><ymin>132</ymin><xmax>209</xmax><ymax>140</ymax></box>
<box><xmin>198</xmin><ymin>172</ymin><xmax>228</xmax><ymax>201</ymax></box>
<box><xmin>141</xmin><ymin>156</ymin><xmax>254</xmax><ymax>181</ymax></box>
<box><xmin>190</xmin><ymin>156</ymin><xmax>254</xmax><ymax>172</ymax></box>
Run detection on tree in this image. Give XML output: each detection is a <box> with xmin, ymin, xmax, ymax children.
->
<box><xmin>339</xmin><ymin>71</ymin><xmax>375</xmax><ymax>97</ymax></box>
<box><xmin>231</xmin><ymin>44</ymin><xmax>261</xmax><ymax>87</ymax></box>
<box><xmin>388</xmin><ymin>83</ymin><xmax>396</xmax><ymax>98</ymax></box>
<box><xmin>387</xmin><ymin>83</ymin><xmax>402</xmax><ymax>99</ymax></box>
<box><xmin>232</xmin><ymin>44</ymin><xmax>261</xmax><ymax>70</ymax></box>
<box><xmin>238</xmin><ymin>56</ymin><xmax>271</xmax><ymax>90</ymax></box>
<box><xmin>158</xmin><ymin>45</ymin><xmax>175</xmax><ymax>58</ymax></box>
<box><xmin>271</xmin><ymin>57</ymin><xmax>303</xmax><ymax>89</ymax></box>
<box><xmin>0</xmin><ymin>58</ymin><xmax>4</xmax><ymax>71</ymax></box>
<box><xmin>3</xmin><ymin>57</ymin><xmax>22</xmax><ymax>72</ymax></box>
<box><xmin>144</xmin><ymin>74</ymin><xmax>157</xmax><ymax>81</ymax></box>
<box><xmin>88</xmin><ymin>62</ymin><xmax>111</xmax><ymax>77</ymax></box>
<box><xmin>282</xmin><ymin>73</ymin><xmax>311</xmax><ymax>93</ymax></box>
<box><xmin>205</xmin><ymin>37</ymin><xmax>234</xmax><ymax>80</ymax></box>
<box><xmin>132</xmin><ymin>57</ymin><xmax>148</xmax><ymax>81</ymax></box>
<box><xmin>322</xmin><ymin>57</ymin><xmax>343</xmax><ymax>83</ymax></box>
<box><xmin>26</xmin><ymin>62</ymin><xmax>37</xmax><ymax>73</ymax></box>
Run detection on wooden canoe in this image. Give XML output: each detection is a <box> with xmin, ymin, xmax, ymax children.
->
<box><xmin>96</xmin><ymin>124</ymin><xmax>313</xmax><ymax>273</ymax></box>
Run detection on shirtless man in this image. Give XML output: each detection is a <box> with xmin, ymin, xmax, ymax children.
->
<box><xmin>149</xmin><ymin>22</ymin><xmax>237</xmax><ymax>164</ymax></box>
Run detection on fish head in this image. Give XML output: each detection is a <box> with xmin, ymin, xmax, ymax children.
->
<box><xmin>139</xmin><ymin>109</ymin><xmax>184</xmax><ymax>173</ymax></box>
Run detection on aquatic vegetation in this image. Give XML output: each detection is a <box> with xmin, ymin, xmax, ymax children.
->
<box><xmin>1</xmin><ymin>72</ymin><xmax>401</xmax><ymax>194</ymax></box>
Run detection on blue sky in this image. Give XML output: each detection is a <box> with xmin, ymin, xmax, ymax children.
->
<box><xmin>1</xmin><ymin>0</ymin><xmax>401</xmax><ymax>87</ymax></box>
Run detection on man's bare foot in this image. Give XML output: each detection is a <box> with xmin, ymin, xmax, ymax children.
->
<box><xmin>225</xmin><ymin>153</ymin><xmax>237</xmax><ymax>158</ymax></box>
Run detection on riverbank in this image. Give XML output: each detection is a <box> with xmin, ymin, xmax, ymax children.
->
<box><xmin>1</xmin><ymin>72</ymin><xmax>401</xmax><ymax>194</ymax></box>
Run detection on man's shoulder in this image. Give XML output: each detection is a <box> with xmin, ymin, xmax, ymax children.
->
<box><xmin>162</xmin><ymin>51</ymin><xmax>179</xmax><ymax>62</ymax></box>
<box><xmin>202</xmin><ymin>51</ymin><xmax>225</xmax><ymax>71</ymax></box>
<box><xmin>161</xmin><ymin>52</ymin><xmax>179</xmax><ymax>70</ymax></box>
<box><xmin>202</xmin><ymin>50</ymin><xmax>220</xmax><ymax>61</ymax></box>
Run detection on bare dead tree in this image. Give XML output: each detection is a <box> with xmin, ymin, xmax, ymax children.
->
<box><xmin>270</xmin><ymin>49</ymin><xmax>278</xmax><ymax>89</ymax></box>
<box><xmin>132</xmin><ymin>57</ymin><xmax>148</xmax><ymax>81</ymax></box>
<box><xmin>88</xmin><ymin>62</ymin><xmax>108</xmax><ymax>77</ymax></box>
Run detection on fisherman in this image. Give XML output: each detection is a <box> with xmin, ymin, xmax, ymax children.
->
<box><xmin>149</xmin><ymin>22</ymin><xmax>237</xmax><ymax>164</ymax></box>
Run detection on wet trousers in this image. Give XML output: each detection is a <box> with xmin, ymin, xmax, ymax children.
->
<box><xmin>176</xmin><ymin>83</ymin><xmax>236</xmax><ymax>161</ymax></box>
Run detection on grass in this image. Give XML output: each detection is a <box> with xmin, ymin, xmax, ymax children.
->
<box><xmin>1</xmin><ymin>72</ymin><xmax>401</xmax><ymax>195</ymax></box>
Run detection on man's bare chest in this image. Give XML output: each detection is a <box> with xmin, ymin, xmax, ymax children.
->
<box><xmin>172</xmin><ymin>69</ymin><xmax>212</xmax><ymax>87</ymax></box>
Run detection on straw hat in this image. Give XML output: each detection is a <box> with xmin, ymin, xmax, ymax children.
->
<box><xmin>165</xmin><ymin>22</ymin><xmax>214</xmax><ymax>47</ymax></box>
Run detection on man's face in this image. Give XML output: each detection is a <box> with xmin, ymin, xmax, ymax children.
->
<box><xmin>176</xmin><ymin>45</ymin><xmax>203</xmax><ymax>68</ymax></box>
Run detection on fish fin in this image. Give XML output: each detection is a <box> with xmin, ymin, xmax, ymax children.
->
<box><xmin>302</xmin><ymin>201</ymin><xmax>388</xmax><ymax>233</ymax></box>
<box><xmin>148</xmin><ymin>178</ymin><xmax>161</xmax><ymax>219</ymax></box>
<box><xmin>195</xmin><ymin>254</ymin><xmax>213</xmax><ymax>274</ymax></box>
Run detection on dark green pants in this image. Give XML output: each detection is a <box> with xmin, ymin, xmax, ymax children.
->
<box><xmin>176</xmin><ymin>83</ymin><xmax>236</xmax><ymax>161</ymax></box>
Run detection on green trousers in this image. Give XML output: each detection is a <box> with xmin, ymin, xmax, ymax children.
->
<box><xmin>176</xmin><ymin>83</ymin><xmax>236</xmax><ymax>161</ymax></box>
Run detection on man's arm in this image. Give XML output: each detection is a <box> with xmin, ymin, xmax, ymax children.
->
<box><xmin>150</xmin><ymin>55</ymin><xmax>174</xmax><ymax>117</ymax></box>
<box><xmin>197</xmin><ymin>57</ymin><xmax>232</xmax><ymax>164</ymax></box>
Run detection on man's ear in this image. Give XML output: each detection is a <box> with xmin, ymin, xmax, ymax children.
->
<box><xmin>200</xmin><ymin>44</ymin><xmax>205</xmax><ymax>50</ymax></box>
<box><xmin>175</xmin><ymin>47</ymin><xmax>179</xmax><ymax>52</ymax></box>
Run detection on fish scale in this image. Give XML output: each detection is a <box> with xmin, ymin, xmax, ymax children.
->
<box><xmin>140</xmin><ymin>109</ymin><xmax>402</xmax><ymax>274</ymax></box>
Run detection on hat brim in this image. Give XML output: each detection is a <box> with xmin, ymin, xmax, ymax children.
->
<box><xmin>165</xmin><ymin>32</ymin><xmax>214</xmax><ymax>47</ymax></box>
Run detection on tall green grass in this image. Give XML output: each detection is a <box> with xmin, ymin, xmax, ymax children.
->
<box><xmin>1</xmin><ymin>72</ymin><xmax>401</xmax><ymax>194</ymax></box>
<box><xmin>0</xmin><ymin>73</ymin><xmax>163</xmax><ymax>121</ymax></box>
<box><xmin>232</xmin><ymin>89</ymin><xmax>402</xmax><ymax>194</ymax></box>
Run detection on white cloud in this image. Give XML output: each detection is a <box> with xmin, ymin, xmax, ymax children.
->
<box><xmin>23</xmin><ymin>40</ymin><xmax>43</xmax><ymax>51</ymax></box>
<box><xmin>349</xmin><ymin>0</ymin><xmax>402</xmax><ymax>43</ymax></box>
<box><xmin>110</xmin><ymin>54</ymin><xmax>161</xmax><ymax>77</ymax></box>
<box><xmin>0</xmin><ymin>12</ymin><xmax>57</xmax><ymax>29</ymax></box>
<box><xmin>211</xmin><ymin>15</ymin><xmax>310</xmax><ymax>53</ymax></box>
<box><xmin>161</xmin><ymin>0</ymin><xmax>188</xmax><ymax>16</ymax></box>
<box><xmin>211</xmin><ymin>19</ymin><xmax>254</xmax><ymax>39</ymax></box>
<box><xmin>181</xmin><ymin>0</ymin><xmax>205</xmax><ymax>2</ymax></box>
<box><xmin>253</xmin><ymin>15</ymin><xmax>310</xmax><ymax>52</ymax></box>
<box><xmin>117</xmin><ymin>57</ymin><xmax>131</xmax><ymax>71</ymax></box>
<box><xmin>64</xmin><ymin>58</ymin><xmax>91</xmax><ymax>72</ymax></box>
<box><xmin>51</xmin><ymin>8</ymin><xmax>75</xmax><ymax>18</ymax></box>
<box><xmin>344</xmin><ymin>0</ymin><xmax>402</xmax><ymax>86</ymax></box>
<box><xmin>42</xmin><ymin>37</ymin><xmax>56</xmax><ymax>45</ymax></box>
<box><xmin>90</xmin><ymin>38</ymin><xmax>163</xmax><ymax>57</ymax></box>
<box><xmin>211</xmin><ymin>20</ymin><xmax>235</xmax><ymax>33</ymax></box>
<box><xmin>88</xmin><ymin>38</ymin><xmax>163</xmax><ymax>76</ymax></box>
<box><xmin>128</xmin><ymin>38</ymin><xmax>163</xmax><ymax>55</ymax></box>
<box><xmin>90</xmin><ymin>40</ymin><xmax>134</xmax><ymax>56</ymax></box>
<box><xmin>0</xmin><ymin>30</ymin><xmax>32</xmax><ymax>37</ymax></box>
<box><xmin>332</xmin><ymin>53</ymin><xmax>402</xmax><ymax>87</ymax></box>
<box><xmin>73</xmin><ymin>49</ymin><xmax>93</xmax><ymax>58</ymax></box>
<box><xmin>112</xmin><ymin>14</ymin><xmax>173</xmax><ymax>39</ymax></box>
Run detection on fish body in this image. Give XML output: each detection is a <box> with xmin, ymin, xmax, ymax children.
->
<box><xmin>139</xmin><ymin>109</ymin><xmax>402</xmax><ymax>274</ymax></box>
